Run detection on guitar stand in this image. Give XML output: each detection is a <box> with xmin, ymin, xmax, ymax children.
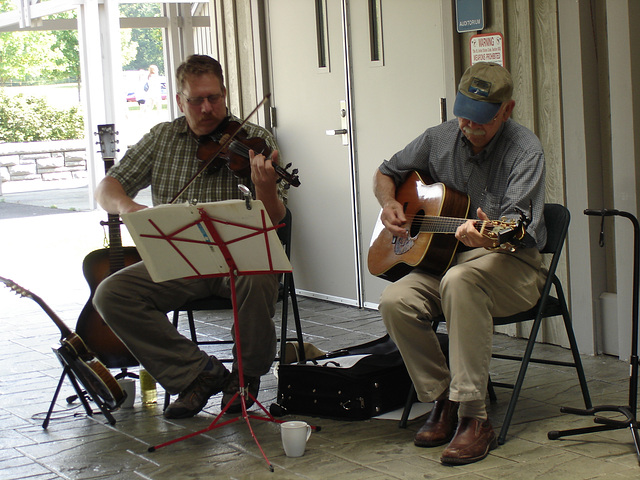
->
<box><xmin>144</xmin><ymin>204</ymin><xmax>319</xmax><ymax>471</ymax></box>
<box><xmin>44</xmin><ymin>346</ymin><xmax>116</xmax><ymax>429</ymax></box>
<box><xmin>65</xmin><ymin>368</ymin><xmax>139</xmax><ymax>405</ymax></box>
<box><xmin>548</xmin><ymin>209</ymin><xmax>640</xmax><ymax>465</ymax></box>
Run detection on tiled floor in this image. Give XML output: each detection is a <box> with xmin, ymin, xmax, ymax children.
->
<box><xmin>1</xmin><ymin>186</ymin><xmax>640</xmax><ymax>479</ymax></box>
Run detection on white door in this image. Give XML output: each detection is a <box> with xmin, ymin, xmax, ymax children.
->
<box><xmin>267</xmin><ymin>0</ymin><xmax>446</xmax><ymax>307</ymax></box>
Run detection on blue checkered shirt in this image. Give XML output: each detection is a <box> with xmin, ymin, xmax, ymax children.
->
<box><xmin>379</xmin><ymin>118</ymin><xmax>546</xmax><ymax>250</ymax></box>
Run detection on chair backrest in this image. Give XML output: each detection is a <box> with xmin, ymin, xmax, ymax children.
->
<box><xmin>277</xmin><ymin>207</ymin><xmax>293</xmax><ymax>258</ymax></box>
<box><xmin>538</xmin><ymin>203</ymin><xmax>570</xmax><ymax>297</ymax></box>
<box><xmin>540</xmin><ymin>203</ymin><xmax>570</xmax><ymax>256</ymax></box>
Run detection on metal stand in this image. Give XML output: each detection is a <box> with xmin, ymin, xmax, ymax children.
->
<box><xmin>44</xmin><ymin>345</ymin><xmax>117</xmax><ymax>428</ymax></box>
<box><xmin>548</xmin><ymin>209</ymin><xmax>640</xmax><ymax>465</ymax></box>
<box><xmin>144</xmin><ymin>205</ymin><xmax>318</xmax><ymax>471</ymax></box>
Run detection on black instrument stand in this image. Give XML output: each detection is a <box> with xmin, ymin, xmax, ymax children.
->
<box><xmin>548</xmin><ymin>209</ymin><xmax>640</xmax><ymax>465</ymax></box>
<box><xmin>44</xmin><ymin>345</ymin><xmax>117</xmax><ymax>428</ymax></box>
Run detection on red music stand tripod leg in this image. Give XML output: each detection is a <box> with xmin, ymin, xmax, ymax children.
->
<box><xmin>147</xmin><ymin>211</ymin><xmax>282</xmax><ymax>470</ymax></box>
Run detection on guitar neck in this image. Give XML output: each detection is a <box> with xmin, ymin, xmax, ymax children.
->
<box><xmin>0</xmin><ymin>277</ymin><xmax>73</xmax><ymax>339</ymax></box>
<box><xmin>419</xmin><ymin>215</ymin><xmax>467</xmax><ymax>234</ymax></box>
<box><xmin>96</xmin><ymin>124</ymin><xmax>127</xmax><ymax>273</ymax></box>
<box><xmin>105</xmin><ymin>214</ymin><xmax>126</xmax><ymax>273</ymax></box>
<box><xmin>33</xmin><ymin>294</ymin><xmax>73</xmax><ymax>339</ymax></box>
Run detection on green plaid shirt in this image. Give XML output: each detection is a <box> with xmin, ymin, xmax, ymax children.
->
<box><xmin>108</xmin><ymin>114</ymin><xmax>287</xmax><ymax>206</ymax></box>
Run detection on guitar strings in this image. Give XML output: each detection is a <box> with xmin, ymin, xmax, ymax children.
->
<box><xmin>399</xmin><ymin>213</ymin><xmax>513</xmax><ymax>238</ymax></box>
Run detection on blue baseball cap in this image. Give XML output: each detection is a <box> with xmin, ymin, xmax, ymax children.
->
<box><xmin>453</xmin><ymin>62</ymin><xmax>513</xmax><ymax>124</ymax></box>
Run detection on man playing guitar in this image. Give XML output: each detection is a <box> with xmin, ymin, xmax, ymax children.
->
<box><xmin>372</xmin><ymin>62</ymin><xmax>547</xmax><ymax>465</ymax></box>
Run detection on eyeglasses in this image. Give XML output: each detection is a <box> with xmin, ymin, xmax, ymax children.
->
<box><xmin>180</xmin><ymin>92</ymin><xmax>224</xmax><ymax>106</ymax></box>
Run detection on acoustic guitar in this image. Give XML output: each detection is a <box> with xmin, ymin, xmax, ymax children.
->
<box><xmin>0</xmin><ymin>276</ymin><xmax>125</xmax><ymax>410</ymax></box>
<box><xmin>75</xmin><ymin>125</ymin><xmax>141</xmax><ymax>369</ymax></box>
<box><xmin>368</xmin><ymin>171</ymin><xmax>527</xmax><ymax>282</ymax></box>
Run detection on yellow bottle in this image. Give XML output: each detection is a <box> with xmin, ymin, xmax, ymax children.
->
<box><xmin>139</xmin><ymin>369</ymin><xmax>157</xmax><ymax>405</ymax></box>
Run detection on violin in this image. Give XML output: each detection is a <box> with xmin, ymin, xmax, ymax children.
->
<box><xmin>197</xmin><ymin>120</ymin><xmax>301</xmax><ymax>188</ymax></box>
<box><xmin>170</xmin><ymin>94</ymin><xmax>298</xmax><ymax>204</ymax></box>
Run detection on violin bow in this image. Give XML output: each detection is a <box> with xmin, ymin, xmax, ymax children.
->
<box><xmin>170</xmin><ymin>93</ymin><xmax>272</xmax><ymax>204</ymax></box>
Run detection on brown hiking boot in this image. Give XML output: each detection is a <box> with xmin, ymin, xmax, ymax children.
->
<box><xmin>164</xmin><ymin>362</ymin><xmax>229</xmax><ymax>419</ymax></box>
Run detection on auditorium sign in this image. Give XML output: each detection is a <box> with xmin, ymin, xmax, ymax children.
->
<box><xmin>456</xmin><ymin>0</ymin><xmax>484</xmax><ymax>33</ymax></box>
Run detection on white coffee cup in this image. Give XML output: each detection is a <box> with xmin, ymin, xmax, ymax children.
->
<box><xmin>117</xmin><ymin>378</ymin><xmax>136</xmax><ymax>408</ymax></box>
<box><xmin>281</xmin><ymin>421</ymin><xmax>312</xmax><ymax>457</ymax></box>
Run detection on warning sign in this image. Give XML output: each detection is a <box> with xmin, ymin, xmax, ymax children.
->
<box><xmin>470</xmin><ymin>33</ymin><xmax>504</xmax><ymax>66</ymax></box>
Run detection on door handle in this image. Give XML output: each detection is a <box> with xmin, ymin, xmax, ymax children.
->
<box><xmin>327</xmin><ymin>100</ymin><xmax>349</xmax><ymax>146</ymax></box>
<box><xmin>326</xmin><ymin>129</ymin><xmax>348</xmax><ymax>136</ymax></box>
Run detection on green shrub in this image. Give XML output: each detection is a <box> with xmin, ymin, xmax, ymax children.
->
<box><xmin>0</xmin><ymin>89</ymin><xmax>84</xmax><ymax>142</ymax></box>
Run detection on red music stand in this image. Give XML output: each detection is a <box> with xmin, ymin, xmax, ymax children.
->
<box><xmin>122</xmin><ymin>199</ymin><xmax>318</xmax><ymax>470</ymax></box>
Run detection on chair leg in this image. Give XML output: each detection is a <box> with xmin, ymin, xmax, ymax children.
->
<box><xmin>288</xmin><ymin>274</ymin><xmax>305</xmax><ymax>361</ymax></box>
<box><xmin>497</xmin><ymin>316</ymin><xmax>544</xmax><ymax>445</ymax></box>
<box><xmin>488</xmin><ymin>375</ymin><xmax>497</xmax><ymax>403</ymax></box>
<box><xmin>556</xmin><ymin>280</ymin><xmax>592</xmax><ymax>409</ymax></box>
<box><xmin>399</xmin><ymin>383</ymin><xmax>417</xmax><ymax>428</ymax></box>
<box><xmin>187</xmin><ymin>310</ymin><xmax>198</xmax><ymax>343</ymax></box>
<box><xmin>279</xmin><ymin>277</ymin><xmax>289</xmax><ymax>363</ymax></box>
<box><xmin>279</xmin><ymin>272</ymin><xmax>305</xmax><ymax>364</ymax></box>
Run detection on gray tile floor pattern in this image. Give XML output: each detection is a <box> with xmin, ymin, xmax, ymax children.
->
<box><xmin>1</xmin><ymin>183</ymin><xmax>640</xmax><ymax>479</ymax></box>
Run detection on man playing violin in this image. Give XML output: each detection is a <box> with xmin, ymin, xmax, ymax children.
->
<box><xmin>94</xmin><ymin>54</ymin><xmax>287</xmax><ymax>418</ymax></box>
<box><xmin>373</xmin><ymin>62</ymin><xmax>547</xmax><ymax>465</ymax></box>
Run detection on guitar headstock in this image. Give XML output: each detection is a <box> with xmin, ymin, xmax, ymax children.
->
<box><xmin>96</xmin><ymin>124</ymin><xmax>119</xmax><ymax>162</ymax></box>
<box><xmin>0</xmin><ymin>276</ymin><xmax>33</xmax><ymax>300</ymax></box>
<box><xmin>478</xmin><ymin>205</ymin><xmax>532</xmax><ymax>251</ymax></box>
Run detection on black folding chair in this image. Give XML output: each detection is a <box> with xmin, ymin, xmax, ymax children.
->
<box><xmin>400</xmin><ymin>203</ymin><xmax>592</xmax><ymax>445</ymax></box>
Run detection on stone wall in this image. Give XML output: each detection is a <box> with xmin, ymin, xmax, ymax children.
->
<box><xmin>0</xmin><ymin>140</ymin><xmax>87</xmax><ymax>184</ymax></box>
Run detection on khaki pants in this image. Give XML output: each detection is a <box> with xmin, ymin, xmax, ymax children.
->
<box><xmin>379</xmin><ymin>247</ymin><xmax>546</xmax><ymax>404</ymax></box>
<box><xmin>93</xmin><ymin>261</ymin><xmax>279</xmax><ymax>394</ymax></box>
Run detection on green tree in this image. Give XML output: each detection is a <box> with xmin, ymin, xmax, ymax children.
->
<box><xmin>49</xmin><ymin>12</ymin><xmax>80</xmax><ymax>82</ymax></box>
<box><xmin>120</xmin><ymin>3</ymin><xmax>165</xmax><ymax>74</ymax></box>
<box><xmin>0</xmin><ymin>30</ymin><xmax>66</xmax><ymax>84</ymax></box>
<box><xmin>121</xmin><ymin>28</ymin><xmax>138</xmax><ymax>67</ymax></box>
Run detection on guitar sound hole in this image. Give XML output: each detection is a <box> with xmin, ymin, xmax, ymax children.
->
<box><xmin>410</xmin><ymin>209</ymin><xmax>425</xmax><ymax>238</ymax></box>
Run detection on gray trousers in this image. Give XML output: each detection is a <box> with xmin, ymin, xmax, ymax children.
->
<box><xmin>379</xmin><ymin>247</ymin><xmax>546</xmax><ymax>404</ymax></box>
<box><xmin>93</xmin><ymin>261</ymin><xmax>279</xmax><ymax>394</ymax></box>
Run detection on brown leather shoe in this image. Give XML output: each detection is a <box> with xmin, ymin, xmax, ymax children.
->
<box><xmin>440</xmin><ymin>417</ymin><xmax>498</xmax><ymax>465</ymax></box>
<box><xmin>414</xmin><ymin>398</ymin><xmax>459</xmax><ymax>447</ymax></box>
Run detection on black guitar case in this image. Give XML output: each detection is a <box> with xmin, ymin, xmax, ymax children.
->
<box><xmin>272</xmin><ymin>334</ymin><xmax>413</xmax><ymax>420</ymax></box>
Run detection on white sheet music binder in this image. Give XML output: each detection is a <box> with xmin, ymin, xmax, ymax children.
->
<box><xmin>122</xmin><ymin>200</ymin><xmax>291</xmax><ymax>283</ymax></box>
